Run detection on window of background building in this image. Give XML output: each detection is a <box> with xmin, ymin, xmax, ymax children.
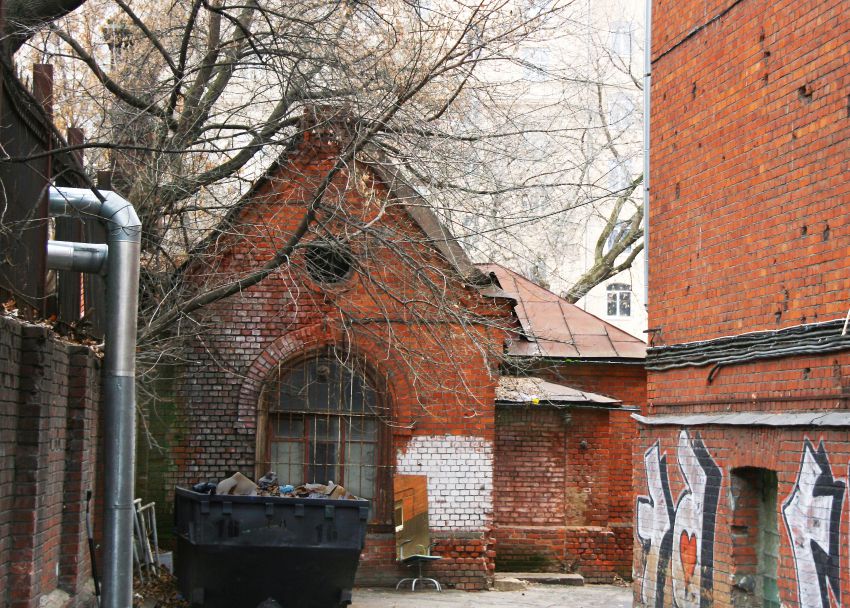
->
<box><xmin>607</xmin><ymin>92</ymin><xmax>635</xmax><ymax>137</ymax></box>
<box><xmin>259</xmin><ymin>351</ymin><xmax>389</xmax><ymax>523</ymax></box>
<box><xmin>607</xmin><ymin>283</ymin><xmax>632</xmax><ymax>317</ymax></box>
<box><xmin>522</xmin><ymin>0</ymin><xmax>553</xmax><ymax>18</ymax></box>
<box><xmin>609</xmin><ymin>21</ymin><xmax>633</xmax><ymax>58</ymax></box>
<box><xmin>608</xmin><ymin>158</ymin><xmax>632</xmax><ymax>193</ymax></box>
<box><xmin>604</xmin><ymin>220</ymin><xmax>633</xmax><ymax>256</ymax></box>
<box><xmin>520</xmin><ymin>46</ymin><xmax>550</xmax><ymax>81</ymax></box>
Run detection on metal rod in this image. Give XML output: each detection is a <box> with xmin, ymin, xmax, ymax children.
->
<box><xmin>48</xmin><ymin>186</ymin><xmax>141</xmax><ymax>608</ymax></box>
<box><xmin>643</xmin><ymin>0</ymin><xmax>652</xmax><ymax>310</ymax></box>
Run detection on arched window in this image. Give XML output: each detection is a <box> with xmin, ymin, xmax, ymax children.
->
<box><xmin>258</xmin><ymin>350</ymin><xmax>389</xmax><ymax>522</ymax></box>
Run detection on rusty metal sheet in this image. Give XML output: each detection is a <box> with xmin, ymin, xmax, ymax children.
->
<box><xmin>479</xmin><ymin>263</ymin><xmax>645</xmax><ymax>360</ymax></box>
<box><xmin>535</xmin><ymin>339</ymin><xmax>580</xmax><ymax>358</ymax></box>
<box><xmin>610</xmin><ymin>339</ymin><xmax>648</xmax><ymax>359</ymax></box>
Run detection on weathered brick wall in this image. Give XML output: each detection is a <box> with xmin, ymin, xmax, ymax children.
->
<box><xmin>0</xmin><ymin>315</ymin><xmax>101</xmax><ymax>608</ymax></box>
<box><xmin>494</xmin><ymin>386</ymin><xmax>640</xmax><ymax>581</ymax></box>
<box><xmin>161</xmin><ymin>134</ymin><xmax>507</xmax><ymax>589</ymax></box>
<box><xmin>650</xmin><ymin>0</ymin><xmax>850</xmax><ymax>346</ymax></box>
<box><xmin>634</xmin><ymin>426</ymin><xmax>850</xmax><ymax>608</ymax></box>
<box><xmin>533</xmin><ymin>361</ymin><xmax>647</xmax><ymax>411</ymax></box>
<box><xmin>492</xmin><ymin>361</ymin><xmax>642</xmax><ymax>580</ymax></box>
<box><xmin>643</xmin><ymin>0</ymin><xmax>850</xmax><ymax>605</ymax></box>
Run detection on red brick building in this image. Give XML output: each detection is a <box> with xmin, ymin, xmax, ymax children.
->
<box><xmin>161</xmin><ymin>122</ymin><xmax>647</xmax><ymax>590</ymax></box>
<box><xmin>481</xmin><ymin>264</ymin><xmax>646</xmax><ymax>582</ymax></box>
<box><xmin>0</xmin><ymin>59</ymin><xmax>103</xmax><ymax>608</ymax></box>
<box><xmin>637</xmin><ymin>0</ymin><xmax>850</xmax><ymax>606</ymax></box>
<box><xmin>168</xmin><ymin>126</ymin><xmax>510</xmax><ymax>589</ymax></box>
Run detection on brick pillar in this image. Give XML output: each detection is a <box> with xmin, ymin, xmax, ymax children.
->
<box><xmin>9</xmin><ymin>326</ymin><xmax>52</xmax><ymax>607</ymax></box>
<box><xmin>59</xmin><ymin>347</ymin><xmax>99</xmax><ymax>594</ymax></box>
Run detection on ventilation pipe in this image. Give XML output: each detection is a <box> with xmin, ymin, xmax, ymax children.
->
<box><xmin>643</xmin><ymin>0</ymin><xmax>652</xmax><ymax>309</ymax></box>
<box><xmin>47</xmin><ymin>186</ymin><xmax>141</xmax><ymax>608</ymax></box>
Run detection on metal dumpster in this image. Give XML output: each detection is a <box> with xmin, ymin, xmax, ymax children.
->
<box><xmin>174</xmin><ymin>487</ymin><xmax>370</xmax><ymax>608</ymax></box>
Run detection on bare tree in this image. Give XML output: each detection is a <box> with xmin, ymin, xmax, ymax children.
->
<box><xmin>5</xmin><ymin>0</ymin><xmax>644</xmax><ymax>354</ymax></box>
<box><xmin>424</xmin><ymin>0</ymin><xmax>645</xmax><ymax>314</ymax></box>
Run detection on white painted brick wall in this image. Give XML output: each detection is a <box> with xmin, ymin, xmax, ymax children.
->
<box><xmin>396</xmin><ymin>435</ymin><xmax>493</xmax><ymax>531</ymax></box>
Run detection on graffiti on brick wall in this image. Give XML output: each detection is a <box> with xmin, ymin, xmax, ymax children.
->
<box><xmin>782</xmin><ymin>439</ymin><xmax>844</xmax><ymax>608</ymax></box>
<box><xmin>636</xmin><ymin>442</ymin><xmax>675</xmax><ymax>607</ymax></box>
<box><xmin>671</xmin><ymin>431</ymin><xmax>722</xmax><ymax>608</ymax></box>
<box><xmin>636</xmin><ymin>431</ymin><xmax>722</xmax><ymax>608</ymax></box>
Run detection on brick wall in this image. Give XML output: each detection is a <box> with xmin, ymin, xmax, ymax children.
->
<box><xmin>493</xmin><ymin>361</ymin><xmax>643</xmax><ymax>582</ymax></box>
<box><xmin>154</xmin><ymin>134</ymin><xmax>507</xmax><ymax>589</ymax></box>
<box><xmin>0</xmin><ymin>315</ymin><xmax>101</xmax><ymax>608</ymax></box>
<box><xmin>534</xmin><ymin>361</ymin><xmax>647</xmax><ymax>411</ymax></box>
<box><xmin>643</xmin><ymin>0</ymin><xmax>850</xmax><ymax>605</ymax></box>
<box><xmin>634</xmin><ymin>426</ymin><xmax>850</xmax><ymax>608</ymax></box>
<box><xmin>649</xmin><ymin>0</ymin><xmax>850</xmax><ymax>346</ymax></box>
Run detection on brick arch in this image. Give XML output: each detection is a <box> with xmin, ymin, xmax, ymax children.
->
<box><xmin>237</xmin><ymin>324</ymin><xmax>416</xmax><ymax>435</ymax></box>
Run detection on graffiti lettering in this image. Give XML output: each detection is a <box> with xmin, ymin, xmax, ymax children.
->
<box><xmin>636</xmin><ymin>431</ymin><xmax>721</xmax><ymax>608</ymax></box>
<box><xmin>636</xmin><ymin>442</ymin><xmax>674</xmax><ymax>607</ymax></box>
<box><xmin>671</xmin><ymin>431</ymin><xmax>722</xmax><ymax>608</ymax></box>
<box><xmin>782</xmin><ymin>439</ymin><xmax>844</xmax><ymax>608</ymax></box>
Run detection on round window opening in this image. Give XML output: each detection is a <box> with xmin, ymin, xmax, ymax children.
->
<box><xmin>304</xmin><ymin>240</ymin><xmax>353</xmax><ymax>284</ymax></box>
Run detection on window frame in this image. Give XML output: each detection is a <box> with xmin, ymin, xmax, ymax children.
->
<box><xmin>604</xmin><ymin>220</ymin><xmax>634</xmax><ymax>256</ymax></box>
<box><xmin>256</xmin><ymin>350</ymin><xmax>393</xmax><ymax>528</ymax></box>
<box><xmin>606</xmin><ymin>283</ymin><xmax>632</xmax><ymax>317</ymax></box>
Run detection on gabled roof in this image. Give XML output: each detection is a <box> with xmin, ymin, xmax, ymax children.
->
<box><xmin>190</xmin><ymin>129</ymin><xmax>490</xmax><ymax>287</ymax></box>
<box><xmin>478</xmin><ymin>263</ymin><xmax>646</xmax><ymax>360</ymax></box>
<box><xmin>360</xmin><ymin>151</ymin><xmax>489</xmax><ymax>286</ymax></box>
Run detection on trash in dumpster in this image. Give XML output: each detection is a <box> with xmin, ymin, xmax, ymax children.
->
<box><xmin>174</xmin><ymin>485</ymin><xmax>370</xmax><ymax>608</ymax></box>
<box><xmin>290</xmin><ymin>481</ymin><xmax>357</xmax><ymax>500</ymax></box>
<box><xmin>257</xmin><ymin>471</ymin><xmax>278</xmax><ymax>491</ymax></box>
<box><xmin>191</xmin><ymin>481</ymin><xmax>217</xmax><ymax>495</ymax></box>
<box><xmin>196</xmin><ymin>471</ymin><xmax>361</xmax><ymax>500</ymax></box>
<box><xmin>215</xmin><ymin>471</ymin><xmax>258</xmax><ymax>496</ymax></box>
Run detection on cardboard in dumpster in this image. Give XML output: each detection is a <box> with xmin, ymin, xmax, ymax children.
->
<box><xmin>292</xmin><ymin>481</ymin><xmax>357</xmax><ymax>500</ymax></box>
<box><xmin>202</xmin><ymin>472</ymin><xmax>359</xmax><ymax>500</ymax></box>
<box><xmin>215</xmin><ymin>472</ymin><xmax>257</xmax><ymax>496</ymax></box>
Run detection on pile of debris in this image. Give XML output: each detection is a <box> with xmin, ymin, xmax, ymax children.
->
<box><xmin>192</xmin><ymin>471</ymin><xmax>359</xmax><ymax>500</ymax></box>
<box><xmin>133</xmin><ymin>570</ymin><xmax>189</xmax><ymax>608</ymax></box>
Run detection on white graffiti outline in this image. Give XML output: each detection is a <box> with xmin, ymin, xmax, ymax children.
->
<box><xmin>671</xmin><ymin>430</ymin><xmax>722</xmax><ymax>608</ymax></box>
<box><xmin>782</xmin><ymin>438</ymin><xmax>845</xmax><ymax>608</ymax></box>
<box><xmin>636</xmin><ymin>441</ymin><xmax>675</xmax><ymax>607</ymax></box>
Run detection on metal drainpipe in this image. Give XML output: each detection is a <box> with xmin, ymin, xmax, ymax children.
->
<box><xmin>643</xmin><ymin>0</ymin><xmax>652</xmax><ymax>310</ymax></box>
<box><xmin>46</xmin><ymin>186</ymin><xmax>141</xmax><ymax>608</ymax></box>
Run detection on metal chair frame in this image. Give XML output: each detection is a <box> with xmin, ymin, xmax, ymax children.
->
<box><xmin>395</xmin><ymin>554</ymin><xmax>442</xmax><ymax>591</ymax></box>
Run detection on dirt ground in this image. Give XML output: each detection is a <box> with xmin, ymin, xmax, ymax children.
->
<box><xmin>349</xmin><ymin>584</ymin><xmax>633</xmax><ymax>608</ymax></box>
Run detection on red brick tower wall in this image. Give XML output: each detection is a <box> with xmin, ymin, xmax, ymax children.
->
<box><xmin>640</xmin><ymin>0</ymin><xmax>850</xmax><ymax>606</ymax></box>
<box><xmin>0</xmin><ymin>316</ymin><xmax>102</xmax><ymax>608</ymax></box>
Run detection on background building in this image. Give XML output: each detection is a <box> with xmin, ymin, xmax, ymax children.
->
<box><xmin>451</xmin><ymin>0</ymin><xmax>648</xmax><ymax>340</ymax></box>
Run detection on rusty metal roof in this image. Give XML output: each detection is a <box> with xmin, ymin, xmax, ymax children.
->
<box><xmin>478</xmin><ymin>263</ymin><xmax>646</xmax><ymax>360</ymax></box>
<box><xmin>496</xmin><ymin>376</ymin><xmax>622</xmax><ymax>407</ymax></box>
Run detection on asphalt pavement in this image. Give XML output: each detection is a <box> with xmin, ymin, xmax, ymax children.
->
<box><xmin>349</xmin><ymin>584</ymin><xmax>633</xmax><ymax>608</ymax></box>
